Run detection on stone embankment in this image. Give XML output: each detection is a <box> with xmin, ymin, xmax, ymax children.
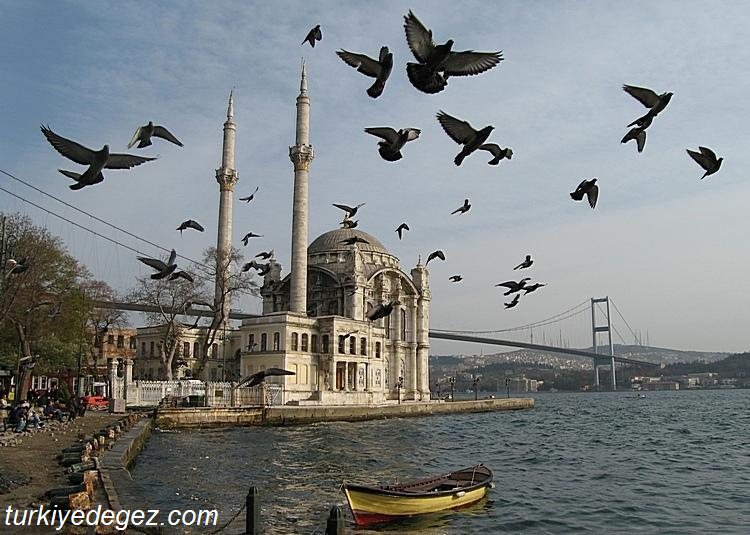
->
<box><xmin>156</xmin><ymin>397</ymin><xmax>534</xmax><ymax>429</ymax></box>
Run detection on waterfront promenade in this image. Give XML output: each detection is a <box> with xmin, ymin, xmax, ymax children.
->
<box><xmin>156</xmin><ymin>397</ymin><xmax>534</xmax><ymax>429</ymax></box>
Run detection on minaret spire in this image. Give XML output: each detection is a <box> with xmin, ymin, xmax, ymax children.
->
<box><xmin>289</xmin><ymin>64</ymin><xmax>314</xmax><ymax>313</ymax></box>
<box><xmin>214</xmin><ymin>90</ymin><xmax>239</xmax><ymax>333</ymax></box>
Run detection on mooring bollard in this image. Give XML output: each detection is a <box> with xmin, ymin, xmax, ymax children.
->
<box><xmin>325</xmin><ymin>505</ymin><xmax>345</xmax><ymax>534</ymax></box>
<box><xmin>246</xmin><ymin>487</ymin><xmax>260</xmax><ymax>534</ymax></box>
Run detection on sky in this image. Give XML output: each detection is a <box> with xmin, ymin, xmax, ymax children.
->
<box><xmin>1</xmin><ymin>0</ymin><xmax>749</xmax><ymax>354</ymax></box>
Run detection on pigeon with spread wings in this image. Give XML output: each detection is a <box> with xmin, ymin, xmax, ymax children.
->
<box><xmin>396</xmin><ymin>223</ymin><xmax>410</xmax><ymax>240</ymax></box>
<box><xmin>364</xmin><ymin>127</ymin><xmax>421</xmax><ymax>161</ymax></box>
<box><xmin>41</xmin><ymin>125</ymin><xmax>155</xmax><ymax>190</ymax></box>
<box><xmin>137</xmin><ymin>249</ymin><xmax>178</xmax><ymax>280</ymax></box>
<box><xmin>404</xmin><ymin>10</ymin><xmax>503</xmax><ymax>94</ymax></box>
<box><xmin>128</xmin><ymin>121</ymin><xmax>183</xmax><ymax>149</ymax></box>
<box><xmin>479</xmin><ymin>143</ymin><xmax>513</xmax><ymax>165</ymax></box>
<box><xmin>437</xmin><ymin>111</ymin><xmax>494</xmax><ymax>166</ymax></box>
<box><xmin>337</xmin><ymin>47</ymin><xmax>393</xmax><ymax>98</ymax></box>
<box><xmin>238</xmin><ymin>368</ymin><xmax>295</xmax><ymax>388</ymax></box>
<box><xmin>302</xmin><ymin>25</ymin><xmax>322</xmax><ymax>48</ymax></box>
<box><xmin>623</xmin><ymin>85</ymin><xmax>673</xmax><ymax>127</ymax></box>
<box><xmin>177</xmin><ymin>220</ymin><xmax>204</xmax><ymax>234</ymax></box>
<box><xmin>570</xmin><ymin>179</ymin><xmax>599</xmax><ymax>209</ymax></box>
<box><xmin>686</xmin><ymin>147</ymin><xmax>722</xmax><ymax>179</ymax></box>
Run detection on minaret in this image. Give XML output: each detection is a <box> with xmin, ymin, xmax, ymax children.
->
<box><xmin>288</xmin><ymin>64</ymin><xmax>314</xmax><ymax>313</ymax></box>
<box><xmin>214</xmin><ymin>91</ymin><xmax>239</xmax><ymax>329</ymax></box>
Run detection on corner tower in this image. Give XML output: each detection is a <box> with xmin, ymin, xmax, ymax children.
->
<box><xmin>288</xmin><ymin>64</ymin><xmax>314</xmax><ymax>313</ymax></box>
<box><xmin>215</xmin><ymin>91</ymin><xmax>239</xmax><ymax>328</ymax></box>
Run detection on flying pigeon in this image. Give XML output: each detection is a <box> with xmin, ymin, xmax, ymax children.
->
<box><xmin>449</xmin><ymin>275</ymin><xmax>463</xmax><ymax>283</ymax></box>
<box><xmin>686</xmin><ymin>147</ymin><xmax>723</xmax><ymax>179</ymax></box>
<box><xmin>504</xmin><ymin>294</ymin><xmax>521</xmax><ymax>309</ymax></box>
<box><xmin>623</xmin><ymin>85</ymin><xmax>673</xmax><ymax>127</ymax></box>
<box><xmin>341</xmin><ymin>330</ymin><xmax>359</xmax><ymax>340</ymax></box>
<box><xmin>241</xmin><ymin>232</ymin><xmax>263</xmax><ymax>246</ymax></box>
<box><xmin>436</xmin><ymin>111</ymin><xmax>494</xmax><ymax>166</ymax></box>
<box><xmin>239</xmin><ymin>186</ymin><xmax>259</xmax><ymax>203</ymax></box>
<box><xmin>523</xmin><ymin>283</ymin><xmax>546</xmax><ymax>294</ymax></box>
<box><xmin>570</xmin><ymin>178</ymin><xmax>599</xmax><ymax>209</ymax></box>
<box><xmin>404</xmin><ymin>10</ymin><xmax>503</xmax><ymax>94</ymax></box>
<box><xmin>367</xmin><ymin>301</ymin><xmax>399</xmax><ymax>321</ymax></box>
<box><xmin>137</xmin><ymin>249</ymin><xmax>178</xmax><ymax>280</ymax></box>
<box><xmin>238</xmin><ymin>367</ymin><xmax>296</xmax><ymax>388</ymax></box>
<box><xmin>337</xmin><ymin>46</ymin><xmax>394</xmax><ymax>98</ymax></box>
<box><xmin>5</xmin><ymin>257</ymin><xmax>29</xmax><ymax>276</ymax></box>
<box><xmin>243</xmin><ymin>261</ymin><xmax>271</xmax><ymax>276</ymax></box>
<box><xmin>451</xmin><ymin>198</ymin><xmax>471</xmax><ymax>215</ymax></box>
<box><xmin>41</xmin><ymin>125</ymin><xmax>155</xmax><ymax>190</ymax></box>
<box><xmin>177</xmin><ymin>220</ymin><xmax>204</xmax><ymax>234</ymax></box>
<box><xmin>302</xmin><ymin>25</ymin><xmax>322</xmax><ymax>48</ymax></box>
<box><xmin>513</xmin><ymin>255</ymin><xmax>533</xmax><ymax>270</ymax></box>
<box><xmin>364</xmin><ymin>127</ymin><xmax>421</xmax><ymax>162</ymax></box>
<box><xmin>128</xmin><ymin>121</ymin><xmax>183</xmax><ymax>149</ymax></box>
<box><xmin>333</xmin><ymin>203</ymin><xmax>365</xmax><ymax>218</ymax></box>
<box><xmin>341</xmin><ymin>218</ymin><xmax>359</xmax><ymax>229</ymax></box>
<box><xmin>495</xmin><ymin>278</ymin><xmax>531</xmax><ymax>296</ymax></box>
<box><xmin>255</xmin><ymin>250</ymin><xmax>274</xmax><ymax>260</ymax></box>
<box><xmin>341</xmin><ymin>236</ymin><xmax>369</xmax><ymax>246</ymax></box>
<box><xmin>621</xmin><ymin>125</ymin><xmax>648</xmax><ymax>153</ymax></box>
<box><xmin>169</xmin><ymin>270</ymin><xmax>194</xmax><ymax>283</ymax></box>
<box><xmin>426</xmin><ymin>250</ymin><xmax>445</xmax><ymax>265</ymax></box>
<box><xmin>396</xmin><ymin>223</ymin><xmax>410</xmax><ymax>240</ymax></box>
<box><xmin>479</xmin><ymin>144</ymin><xmax>513</xmax><ymax>165</ymax></box>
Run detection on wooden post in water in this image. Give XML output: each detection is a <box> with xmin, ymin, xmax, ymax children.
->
<box><xmin>325</xmin><ymin>505</ymin><xmax>345</xmax><ymax>534</ymax></box>
<box><xmin>246</xmin><ymin>487</ymin><xmax>260</xmax><ymax>534</ymax></box>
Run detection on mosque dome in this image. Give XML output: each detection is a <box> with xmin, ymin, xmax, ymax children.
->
<box><xmin>308</xmin><ymin>228</ymin><xmax>390</xmax><ymax>256</ymax></box>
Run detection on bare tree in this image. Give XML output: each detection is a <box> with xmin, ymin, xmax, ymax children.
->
<box><xmin>81</xmin><ymin>280</ymin><xmax>126</xmax><ymax>376</ymax></box>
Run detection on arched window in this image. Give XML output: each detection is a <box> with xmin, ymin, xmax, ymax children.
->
<box><xmin>273</xmin><ymin>332</ymin><xmax>280</xmax><ymax>351</ymax></box>
<box><xmin>247</xmin><ymin>334</ymin><xmax>254</xmax><ymax>352</ymax></box>
<box><xmin>322</xmin><ymin>335</ymin><xmax>329</xmax><ymax>354</ymax></box>
<box><xmin>360</xmin><ymin>337</ymin><xmax>367</xmax><ymax>356</ymax></box>
<box><xmin>301</xmin><ymin>334</ymin><xmax>308</xmax><ymax>352</ymax></box>
<box><xmin>260</xmin><ymin>333</ymin><xmax>267</xmax><ymax>351</ymax></box>
<box><xmin>311</xmin><ymin>335</ymin><xmax>318</xmax><ymax>353</ymax></box>
<box><xmin>375</xmin><ymin>342</ymin><xmax>381</xmax><ymax>359</ymax></box>
<box><xmin>291</xmin><ymin>332</ymin><xmax>299</xmax><ymax>351</ymax></box>
<box><xmin>349</xmin><ymin>336</ymin><xmax>356</xmax><ymax>354</ymax></box>
<box><xmin>338</xmin><ymin>336</ymin><xmax>345</xmax><ymax>354</ymax></box>
<box><xmin>193</xmin><ymin>342</ymin><xmax>200</xmax><ymax>358</ymax></box>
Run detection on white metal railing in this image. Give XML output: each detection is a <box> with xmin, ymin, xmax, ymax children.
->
<box><xmin>126</xmin><ymin>380</ymin><xmax>283</xmax><ymax>407</ymax></box>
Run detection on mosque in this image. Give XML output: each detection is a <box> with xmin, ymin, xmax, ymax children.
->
<box><xmin>212</xmin><ymin>66</ymin><xmax>431</xmax><ymax>405</ymax></box>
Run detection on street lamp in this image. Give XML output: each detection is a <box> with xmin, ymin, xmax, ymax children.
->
<box><xmin>505</xmin><ymin>377</ymin><xmax>511</xmax><ymax>399</ymax></box>
<box><xmin>397</xmin><ymin>375</ymin><xmax>404</xmax><ymax>404</ymax></box>
<box><xmin>448</xmin><ymin>376</ymin><xmax>455</xmax><ymax>402</ymax></box>
<box><xmin>473</xmin><ymin>376</ymin><xmax>481</xmax><ymax>401</ymax></box>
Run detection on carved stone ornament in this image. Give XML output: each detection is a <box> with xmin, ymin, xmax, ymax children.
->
<box><xmin>289</xmin><ymin>144</ymin><xmax>314</xmax><ymax>171</ymax></box>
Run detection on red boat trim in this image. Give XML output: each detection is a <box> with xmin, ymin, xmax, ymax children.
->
<box><xmin>350</xmin><ymin>509</ymin><xmax>399</xmax><ymax>526</ymax></box>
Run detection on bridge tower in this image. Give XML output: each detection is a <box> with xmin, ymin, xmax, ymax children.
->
<box><xmin>591</xmin><ymin>297</ymin><xmax>616</xmax><ymax>390</ymax></box>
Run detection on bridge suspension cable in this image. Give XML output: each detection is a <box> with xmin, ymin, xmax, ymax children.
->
<box><xmin>0</xmin><ymin>168</ymin><xmax>215</xmax><ymax>279</ymax></box>
<box><xmin>432</xmin><ymin>299</ymin><xmax>590</xmax><ymax>335</ymax></box>
<box><xmin>609</xmin><ymin>298</ymin><xmax>640</xmax><ymax>345</ymax></box>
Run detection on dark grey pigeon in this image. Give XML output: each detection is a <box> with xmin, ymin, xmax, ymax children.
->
<box><xmin>241</xmin><ymin>233</ymin><xmax>263</xmax><ymax>246</ymax></box>
<box><xmin>426</xmin><ymin>250</ymin><xmax>445</xmax><ymax>265</ymax></box>
<box><xmin>255</xmin><ymin>250</ymin><xmax>274</xmax><ymax>260</ymax></box>
<box><xmin>621</xmin><ymin>125</ymin><xmax>648</xmax><ymax>153</ymax></box>
<box><xmin>177</xmin><ymin>219</ymin><xmax>204</xmax><ymax>234</ymax></box>
<box><xmin>337</xmin><ymin>46</ymin><xmax>394</xmax><ymax>98</ymax></box>
<box><xmin>41</xmin><ymin>125</ymin><xmax>155</xmax><ymax>190</ymax></box>
<box><xmin>523</xmin><ymin>283</ymin><xmax>546</xmax><ymax>294</ymax></box>
<box><xmin>169</xmin><ymin>270</ymin><xmax>194</xmax><ymax>283</ymax></box>
<box><xmin>341</xmin><ymin>236</ymin><xmax>369</xmax><ymax>246</ymax></box>
<box><xmin>137</xmin><ymin>249</ymin><xmax>178</xmax><ymax>280</ymax></box>
<box><xmin>623</xmin><ymin>85</ymin><xmax>673</xmax><ymax>127</ymax></box>
<box><xmin>686</xmin><ymin>147</ymin><xmax>722</xmax><ymax>179</ymax></box>
<box><xmin>239</xmin><ymin>186</ymin><xmax>259</xmax><ymax>203</ymax></box>
<box><xmin>449</xmin><ymin>275</ymin><xmax>463</xmax><ymax>282</ymax></box>
<box><xmin>128</xmin><ymin>121</ymin><xmax>183</xmax><ymax>149</ymax></box>
<box><xmin>364</xmin><ymin>127</ymin><xmax>421</xmax><ymax>161</ymax></box>
<box><xmin>436</xmin><ymin>111</ymin><xmax>494</xmax><ymax>166</ymax></box>
<box><xmin>513</xmin><ymin>255</ymin><xmax>533</xmax><ymax>270</ymax></box>
<box><xmin>302</xmin><ymin>25</ymin><xmax>322</xmax><ymax>48</ymax></box>
<box><xmin>238</xmin><ymin>367</ymin><xmax>295</xmax><ymax>388</ymax></box>
<box><xmin>241</xmin><ymin>260</ymin><xmax>260</xmax><ymax>273</ymax></box>
<box><xmin>451</xmin><ymin>198</ymin><xmax>471</xmax><ymax>215</ymax></box>
<box><xmin>504</xmin><ymin>293</ymin><xmax>521</xmax><ymax>309</ymax></box>
<box><xmin>404</xmin><ymin>10</ymin><xmax>503</xmax><ymax>94</ymax></box>
<box><xmin>495</xmin><ymin>278</ymin><xmax>531</xmax><ymax>296</ymax></box>
<box><xmin>396</xmin><ymin>223</ymin><xmax>410</xmax><ymax>240</ymax></box>
<box><xmin>333</xmin><ymin>203</ymin><xmax>365</xmax><ymax>218</ymax></box>
<box><xmin>479</xmin><ymin>143</ymin><xmax>513</xmax><ymax>165</ymax></box>
<box><xmin>570</xmin><ymin>178</ymin><xmax>598</xmax><ymax>209</ymax></box>
<box><xmin>341</xmin><ymin>218</ymin><xmax>359</xmax><ymax>229</ymax></box>
<box><xmin>367</xmin><ymin>300</ymin><xmax>399</xmax><ymax>321</ymax></box>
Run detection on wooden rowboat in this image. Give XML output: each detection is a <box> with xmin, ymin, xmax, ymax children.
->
<box><xmin>343</xmin><ymin>464</ymin><xmax>493</xmax><ymax>525</ymax></box>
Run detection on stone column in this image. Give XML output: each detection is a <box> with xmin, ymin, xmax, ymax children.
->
<box><xmin>343</xmin><ymin>361</ymin><xmax>349</xmax><ymax>392</ymax></box>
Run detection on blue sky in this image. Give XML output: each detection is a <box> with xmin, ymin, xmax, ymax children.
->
<box><xmin>1</xmin><ymin>1</ymin><xmax>749</xmax><ymax>353</ymax></box>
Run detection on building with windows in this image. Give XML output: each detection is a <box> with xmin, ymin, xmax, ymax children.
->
<box><xmin>237</xmin><ymin>66</ymin><xmax>431</xmax><ymax>405</ymax></box>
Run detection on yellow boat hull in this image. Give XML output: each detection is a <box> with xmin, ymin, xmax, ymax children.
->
<box><xmin>344</xmin><ymin>485</ymin><xmax>488</xmax><ymax>525</ymax></box>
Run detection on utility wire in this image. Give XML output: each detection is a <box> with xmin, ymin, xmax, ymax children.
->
<box><xmin>0</xmin><ymin>167</ymin><xmax>215</xmax><ymax>277</ymax></box>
